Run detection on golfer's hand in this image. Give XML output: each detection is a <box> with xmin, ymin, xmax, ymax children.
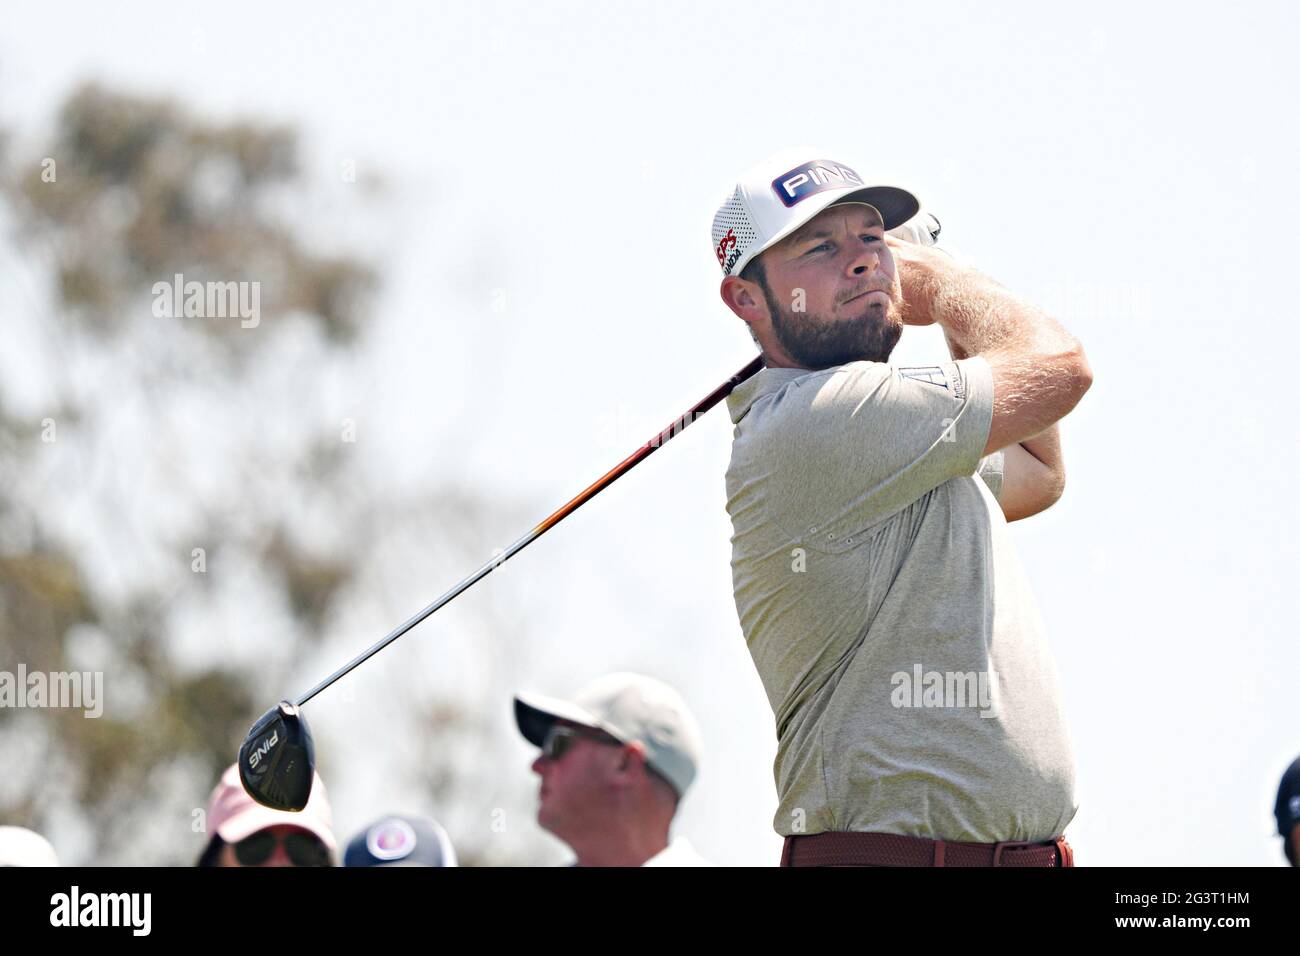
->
<box><xmin>886</xmin><ymin>235</ymin><xmax>963</xmax><ymax>327</ymax></box>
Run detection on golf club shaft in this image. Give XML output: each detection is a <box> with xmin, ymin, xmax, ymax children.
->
<box><xmin>295</xmin><ymin>354</ymin><xmax>765</xmax><ymax>707</ymax></box>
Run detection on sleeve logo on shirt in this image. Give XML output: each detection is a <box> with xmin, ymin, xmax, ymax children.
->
<box><xmin>899</xmin><ymin>366</ymin><xmax>949</xmax><ymax>389</ymax></box>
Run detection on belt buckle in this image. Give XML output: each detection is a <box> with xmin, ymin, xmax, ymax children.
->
<box><xmin>991</xmin><ymin>839</ymin><xmax>1040</xmax><ymax>867</ymax></box>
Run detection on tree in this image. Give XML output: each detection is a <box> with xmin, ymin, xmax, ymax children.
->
<box><xmin>0</xmin><ymin>84</ymin><xmax>545</xmax><ymax>865</ymax></box>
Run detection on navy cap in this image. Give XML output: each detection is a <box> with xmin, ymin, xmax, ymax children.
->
<box><xmin>344</xmin><ymin>815</ymin><xmax>458</xmax><ymax>867</ymax></box>
<box><xmin>1275</xmin><ymin>757</ymin><xmax>1300</xmax><ymax>864</ymax></box>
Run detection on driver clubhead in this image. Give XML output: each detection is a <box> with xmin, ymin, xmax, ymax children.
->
<box><xmin>238</xmin><ymin>700</ymin><xmax>315</xmax><ymax>811</ymax></box>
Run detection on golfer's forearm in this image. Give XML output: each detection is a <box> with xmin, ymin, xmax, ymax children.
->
<box><xmin>948</xmin><ymin>325</ymin><xmax>1070</xmax><ymax>474</ymax></box>
<box><xmin>929</xmin><ymin>268</ymin><xmax>1081</xmax><ymax>363</ymax></box>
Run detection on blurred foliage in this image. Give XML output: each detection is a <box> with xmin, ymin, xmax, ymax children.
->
<box><xmin>262</xmin><ymin>530</ymin><xmax>352</xmax><ymax>633</ymax></box>
<box><xmin>0</xmin><ymin>552</ymin><xmax>93</xmax><ymax>668</ymax></box>
<box><xmin>0</xmin><ymin>84</ymin><xmax>531</xmax><ymax>866</ymax></box>
<box><xmin>11</xmin><ymin>83</ymin><xmax>374</xmax><ymax>343</ymax></box>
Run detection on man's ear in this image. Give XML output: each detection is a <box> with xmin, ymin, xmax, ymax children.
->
<box><xmin>721</xmin><ymin>276</ymin><xmax>772</xmax><ymax>354</ymax></box>
<box><xmin>620</xmin><ymin>740</ymin><xmax>648</xmax><ymax>775</ymax></box>
<box><xmin>720</xmin><ymin>275</ymin><xmax>763</xmax><ymax>320</ymax></box>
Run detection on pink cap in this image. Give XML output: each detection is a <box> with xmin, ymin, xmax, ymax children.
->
<box><xmin>205</xmin><ymin>763</ymin><xmax>337</xmax><ymax>855</ymax></box>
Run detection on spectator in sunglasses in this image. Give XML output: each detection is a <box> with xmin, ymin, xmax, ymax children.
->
<box><xmin>196</xmin><ymin>763</ymin><xmax>337</xmax><ymax>867</ymax></box>
<box><xmin>514</xmin><ymin>672</ymin><xmax>711</xmax><ymax>866</ymax></box>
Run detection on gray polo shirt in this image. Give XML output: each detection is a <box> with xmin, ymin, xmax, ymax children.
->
<box><xmin>725</xmin><ymin>356</ymin><xmax>1076</xmax><ymax>843</ymax></box>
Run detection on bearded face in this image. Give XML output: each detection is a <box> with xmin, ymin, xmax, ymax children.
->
<box><xmin>737</xmin><ymin>203</ymin><xmax>905</xmax><ymax>369</ymax></box>
<box><xmin>759</xmin><ymin>270</ymin><xmax>904</xmax><ymax>369</ymax></box>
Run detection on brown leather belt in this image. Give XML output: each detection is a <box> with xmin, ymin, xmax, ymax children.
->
<box><xmin>781</xmin><ymin>831</ymin><xmax>1075</xmax><ymax>867</ymax></box>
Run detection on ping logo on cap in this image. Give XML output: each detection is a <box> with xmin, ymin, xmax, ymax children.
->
<box><xmin>772</xmin><ymin>160</ymin><xmax>864</xmax><ymax>208</ymax></box>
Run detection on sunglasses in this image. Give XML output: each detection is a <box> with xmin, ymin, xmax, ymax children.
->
<box><xmin>233</xmin><ymin>830</ymin><xmax>331</xmax><ymax>867</ymax></box>
<box><xmin>541</xmin><ymin>725</ymin><xmax>623</xmax><ymax>761</ymax></box>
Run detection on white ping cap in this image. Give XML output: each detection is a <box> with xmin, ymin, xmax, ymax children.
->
<box><xmin>712</xmin><ymin>146</ymin><xmax>921</xmax><ymax>277</ymax></box>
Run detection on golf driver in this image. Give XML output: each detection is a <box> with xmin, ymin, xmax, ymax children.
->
<box><xmin>238</xmin><ymin>210</ymin><xmax>944</xmax><ymax>811</ymax></box>
<box><xmin>239</xmin><ymin>354</ymin><xmax>764</xmax><ymax>810</ymax></box>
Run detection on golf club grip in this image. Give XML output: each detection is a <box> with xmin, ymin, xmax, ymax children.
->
<box><xmin>294</xmin><ymin>354</ymin><xmax>765</xmax><ymax>706</ymax></box>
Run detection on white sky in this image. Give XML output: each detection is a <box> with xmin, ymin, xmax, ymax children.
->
<box><xmin>3</xmin><ymin>0</ymin><xmax>1298</xmax><ymax>865</ymax></box>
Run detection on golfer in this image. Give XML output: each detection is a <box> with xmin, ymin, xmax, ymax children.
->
<box><xmin>714</xmin><ymin>148</ymin><xmax>1092</xmax><ymax>866</ymax></box>
<box><xmin>514</xmin><ymin>672</ymin><xmax>711</xmax><ymax>866</ymax></box>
